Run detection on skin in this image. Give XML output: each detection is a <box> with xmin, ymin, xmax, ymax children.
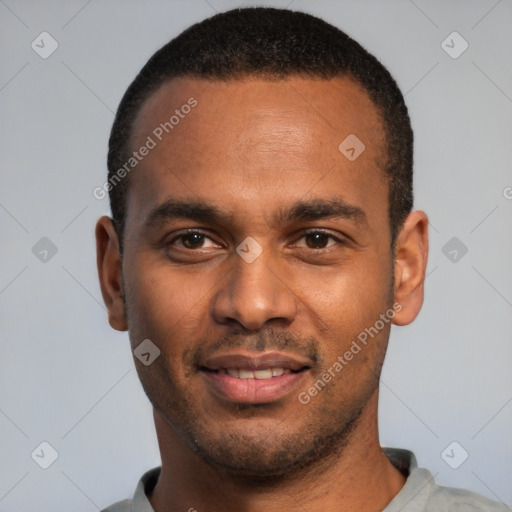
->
<box><xmin>96</xmin><ymin>76</ymin><xmax>428</xmax><ymax>512</ymax></box>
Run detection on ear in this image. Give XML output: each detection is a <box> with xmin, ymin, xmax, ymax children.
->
<box><xmin>392</xmin><ymin>210</ymin><xmax>429</xmax><ymax>326</ymax></box>
<box><xmin>95</xmin><ymin>216</ymin><xmax>128</xmax><ymax>331</ymax></box>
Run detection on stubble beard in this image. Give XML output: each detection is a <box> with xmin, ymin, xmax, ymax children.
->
<box><xmin>137</xmin><ymin>349</ymin><xmax>382</xmax><ymax>485</ymax></box>
<box><xmin>125</xmin><ymin>267</ymin><xmax>394</xmax><ymax>483</ymax></box>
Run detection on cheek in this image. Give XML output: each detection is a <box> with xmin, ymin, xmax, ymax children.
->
<box><xmin>125</xmin><ymin>261</ymin><xmax>209</xmax><ymax>345</ymax></box>
<box><xmin>295</xmin><ymin>253</ymin><xmax>393</xmax><ymax>367</ymax></box>
<box><xmin>299</xmin><ymin>253</ymin><xmax>392</xmax><ymax>320</ymax></box>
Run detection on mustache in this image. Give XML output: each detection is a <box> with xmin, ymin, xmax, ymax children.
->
<box><xmin>188</xmin><ymin>328</ymin><xmax>321</xmax><ymax>368</ymax></box>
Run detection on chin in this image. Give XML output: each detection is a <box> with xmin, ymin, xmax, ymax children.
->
<box><xmin>181</xmin><ymin>409</ymin><xmax>362</xmax><ymax>482</ymax></box>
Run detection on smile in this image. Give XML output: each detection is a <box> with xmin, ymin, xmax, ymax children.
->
<box><xmin>215</xmin><ymin>367</ymin><xmax>293</xmax><ymax>379</ymax></box>
<box><xmin>199</xmin><ymin>351</ymin><xmax>312</xmax><ymax>404</ymax></box>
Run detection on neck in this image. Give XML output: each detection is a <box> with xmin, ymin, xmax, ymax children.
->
<box><xmin>148</xmin><ymin>391</ymin><xmax>406</xmax><ymax>512</ymax></box>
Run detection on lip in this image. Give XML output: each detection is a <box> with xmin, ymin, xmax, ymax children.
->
<box><xmin>200</xmin><ymin>351</ymin><xmax>312</xmax><ymax>404</ymax></box>
<box><xmin>202</xmin><ymin>351</ymin><xmax>312</xmax><ymax>372</ymax></box>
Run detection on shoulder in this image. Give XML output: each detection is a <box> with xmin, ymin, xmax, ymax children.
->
<box><xmin>99</xmin><ymin>466</ymin><xmax>161</xmax><ymax>512</ymax></box>
<box><xmin>427</xmin><ymin>484</ymin><xmax>512</xmax><ymax>512</ymax></box>
<box><xmin>100</xmin><ymin>498</ymin><xmax>132</xmax><ymax>512</ymax></box>
<box><xmin>382</xmin><ymin>448</ymin><xmax>510</xmax><ymax>512</ymax></box>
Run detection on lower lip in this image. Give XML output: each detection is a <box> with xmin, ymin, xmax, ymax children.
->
<box><xmin>202</xmin><ymin>371</ymin><xmax>307</xmax><ymax>404</ymax></box>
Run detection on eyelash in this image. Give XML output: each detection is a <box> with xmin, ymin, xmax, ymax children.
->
<box><xmin>167</xmin><ymin>229</ymin><xmax>344</xmax><ymax>250</ymax></box>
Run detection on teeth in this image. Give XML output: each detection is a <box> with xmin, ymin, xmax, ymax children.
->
<box><xmin>219</xmin><ymin>367</ymin><xmax>291</xmax><ymax>379</ymax></box>
<box><xmin>254</xmin><ymin>369</ymin><xmax>273</xmax><ymax>380</ymax></box>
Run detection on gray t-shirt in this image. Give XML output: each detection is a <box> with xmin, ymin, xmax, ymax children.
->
<box><xmin>101</xmin><ymin>448</ymin><xmax>511</xmax><ymax>511</ymax></box>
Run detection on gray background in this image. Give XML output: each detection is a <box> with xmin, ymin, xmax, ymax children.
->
<box><xmin>1</xmin><ymin>0</ymin><xmax>511</xmax><ymax>510</ymax></box>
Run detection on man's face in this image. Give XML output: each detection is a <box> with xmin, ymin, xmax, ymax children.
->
<box><xmin>120</xmin><ymin>76</ymin><xmax>396</xmax><ymax>476</ymax></box>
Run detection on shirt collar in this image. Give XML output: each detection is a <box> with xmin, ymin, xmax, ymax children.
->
<box><xmin>131</xmin><ymin>467</ymin><xmax>159</xmax><ymax>511</ymax></box>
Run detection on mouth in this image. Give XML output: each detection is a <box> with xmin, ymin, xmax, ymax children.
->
<box><xmin>210</xmin><ymin>367</ymin><xmax>296</xmax><ymax>379</ymax></box>
<box><xmin>199</xmin><ymin>351</ymin><xmax>312</xmax><ymax>404</ymax></box>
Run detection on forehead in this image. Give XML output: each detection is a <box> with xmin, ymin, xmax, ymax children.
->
<box><xmin>127</xmin><ymin>76</ymin><xmax>388</xmax><ymax>229</ymax></box>
<box><xmin>134</xmin><ymin>75</ymin><xmax>386</xmax><ymax>153</ymax></box>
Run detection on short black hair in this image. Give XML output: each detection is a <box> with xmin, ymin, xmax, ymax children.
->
<box><xmin>107</xmin><ymin>7</ymin><xmax>413</xmax><ymax>251</ymax></box>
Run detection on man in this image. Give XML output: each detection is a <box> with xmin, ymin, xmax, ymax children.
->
<box><xmin>95</xmin><ymin>7</ymin><xmax>510</xmax><ymax>512</ymax></box>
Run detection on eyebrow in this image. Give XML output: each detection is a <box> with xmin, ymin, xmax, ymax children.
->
<box><xmin>145</xmin><ymin>199</ymin><xmax>235</xmax><ymax>228</ymax></box>
<box><xmin>144</xmin><ymin>196</ymin><xmax>367</xmax><ymax>229</ymax></box>
<box><xmin>278</xmin><ymin>198</ymin><xmax>367</xmax><ymax>226</ymax></box>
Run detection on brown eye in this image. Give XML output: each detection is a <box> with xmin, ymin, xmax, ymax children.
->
<box><xmin>304</xmin><ymin>232</ymin><xmax>331</xmax><ymax>249</ymax></box>
<box><xmin>180</xmin><ymin>233</ymin><xmax>206</xmax><ymax>249</ymax></box>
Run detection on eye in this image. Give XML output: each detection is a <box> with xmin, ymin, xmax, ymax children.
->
<box><xmin>295</xmin><ymin>230</ymin><xmax>340</xmax><ymax>249</ymax></box>
<box><xmin>170</xmin><ymin>230</ymin><xmax>219</xmax><ymax>250</ymax></box>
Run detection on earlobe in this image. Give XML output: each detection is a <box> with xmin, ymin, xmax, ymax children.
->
<box><xmin>95</xmin><ymin>216</ymin><xmax>128</xmax><ymax>331</ymax></box>
<box><xmin>392</xmin><ymin>210</ymin><xmax>429</xmax><ymax>326</ymax></box>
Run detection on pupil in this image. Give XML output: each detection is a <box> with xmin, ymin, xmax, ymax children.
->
<box><xmin>306</xmin><ymin>233</ymin><xmax>328</xmax><ymax>248</ymax></box>
<box><xmin>183</xmin><ymin>233</ymin><xmax>203</xmax><ymax>248</ymax></box>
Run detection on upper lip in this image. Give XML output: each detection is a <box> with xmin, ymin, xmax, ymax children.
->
<box><xmin>201</xmin><ymin>351</ymin><xmax>312</xmax><ymax>372</ymax></box>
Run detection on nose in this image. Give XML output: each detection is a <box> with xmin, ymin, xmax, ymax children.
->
<box><xmin>211</xmin><ymin>247</ymin><xmax>298</xmax><ymax>331</ymax></box>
